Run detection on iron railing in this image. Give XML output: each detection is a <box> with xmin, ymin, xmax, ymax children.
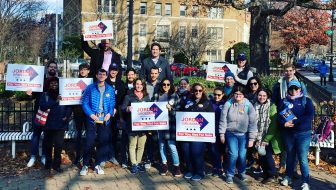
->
<box><xmin>0</xmin><ymin>102</ymin><xmax>34</xmax><ymax>132</ymax></box>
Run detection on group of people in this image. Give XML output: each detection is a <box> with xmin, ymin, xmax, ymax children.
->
<box><xmin>24</xmin><ymin>39</ymin><xmax>314</xmax><ymax>190</ymax></box>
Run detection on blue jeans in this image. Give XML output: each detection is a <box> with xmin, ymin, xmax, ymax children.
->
<box><xmin>158</xmin><ymin>131</ymin><xmax>180</xmax><ymax>166</ymax></box>
<box><xmin>181</xmin><ymin>141</ymin><xmax>205</xmax><ymax>177</ymax></box>
<box><xmin>225</xmin><ymin>132</ymin><xmax>247</xmax><ymax>177</ymax></box>
<box><xmin>30</xmin><ymin>125</ymin><xmax>45</xmax><ymax>156</ymax></box>
<box><xmin>74</xmin><ymin>116</ymin><xmax>86</xmax><ymax>160</ymax></box>
<box><xmin>83</xmin><ymin>122</ymin><xmax>111</xmax><ymax>166</ymax></box>
<box><xmin>282</xmin><ymin>130</ymin><xmax>311</xmax><ymax>183</ymax></box>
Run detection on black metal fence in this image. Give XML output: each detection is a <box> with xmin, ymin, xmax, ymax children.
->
<box><xmin>0</xmin><ymin>102</ymin><xmax>34</xmax><ymax>132</ymax></box>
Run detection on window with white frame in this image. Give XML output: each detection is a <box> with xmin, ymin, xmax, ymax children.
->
<box><xmin>192</xmin><ymin>5</ymin><xmax>199</xmax><ymax>17</ymax></box>
<box><xmin>140</xmin><ymin>2</ymin><xmax>147</xmax><ymax>15</ymax></box>
<box><xmin>98</xmin><ymin>0</ymin><xmax>116</xmax><ymax>13</ymax></box>
<box><xmin>139</xmin><ymin>23</ymin><xmax>147</xmax><ymax>37</ymax></box>
<box><xmin>191</xmin><ymin>26</ymin><xmax>198</xmax><ymax>38</ymax></box>
<box><xmin>207</xmin><ymin>50</ymin><xmax>222</xmax><ymax>61</ymax></box>
<box><xmin>207</xmin><ymin>27</ymin><xmax>223</xmax><ymax>40</ymax></box>
<box><xmin>155</xmin><ymin>3</ymin><xmax>162</xmax><ymax>16</ymax></box>
<box><xmin>208</xmin><ymin>7</ymin><xmax>224</xmax><ymax>19</ymax></box>
<box><xmin>157</xmin><ymin>25</ymin><xmax>170</xmax><ymax>39</ymax></box>
<box><xmin>180</xmin><ymin>5</ymin><xmax>186</xmax><ymax>16</ymax></box>
<box><xmin>165</xmin><ymin>3</ymin><xmax>172</xmax><ymax>16</ymax></box>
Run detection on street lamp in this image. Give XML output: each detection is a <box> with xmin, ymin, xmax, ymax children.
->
<box><xmin>328</xmin><ymin>10</ymin><xmax>334</xmax><ymax>82</ymax></box>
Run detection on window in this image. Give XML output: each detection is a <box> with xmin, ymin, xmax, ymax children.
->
<box><xmin>207</xmin><ymin>27</ymin><xmax>223</xmax><ymax>40</ymax></box>
<box><xmin>98</xmin><ymin>0</ymin><xmax>116</xmax><ymax>13</ymax></box>
<box><xmin>157</xmin><ymin>25</ymin><xmax>170</xmax><ymax>39</ymax></box>
<box><xmin>165</xmin><ymin>3</ymin><xmax>172</xmax><ymax>16</ymax></box>
<box><xmin>192</xmin><ymin>5</ymin><xmax>198</xmax><ymax>17</ymax></box>
<box><xmin>207</xmin><ymin>50</ymin><xmax>222</xmax><ymax>61</ymax></box>
<box><xmin>140</xmin><ymin>2</ymin><xmax>147</xmax><ymax>15</ymax></box>
<box><xmin>180</xmin><ymin>5</ymin><xmax>186</xmax><ymax>16</ymax></box>
<box><xmin>155</xmin><ymin>3</ymin><xmax>162</xmax><ymax>16</ymax></box>
<box><xmin>208</xmin><ymin>7</ymin><xmax>224</xmax><ymax>19</ymax></box>
<box><xmin>191</xmin><ymin>26</ymin><xmax>198</xmax><ymax>38</ymax></box>
<box><xmin>139</xmin><ymin>23</ymin><xmax>147</xmax><ymax>37</ymax></box>
<box><xmin>179</xmin><ymin>26</ymin><xmax>186</xmax><ymax>42</ymax></box>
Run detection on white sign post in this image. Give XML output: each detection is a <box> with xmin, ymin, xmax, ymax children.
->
<box><xmin>5</xmin><ymin>64</ymin><xmax>45</xmax><ymax>92</ymax></box>
<box><xmin>131</xmin><ymin>102</ymin><xmax>169</xmax><ymax>131</ymax></box>
<box><xmin>176</xmin><ymin>112</ymin><xmax>215</xmax><ymax>143</ymax></box>
<box><xmin>83</xmin><ymin>20</ymin><xmax>113</xmax><ymax>41</ymax></box>
<box><xmin>59</xmin><ymin>78</ymin><xmax>93</xmax><ymax>105</ymax></box>
<box><xmin>206</xmin><ymin>62</ymin><xmax>237</xmax><ymax>83</ymax></box>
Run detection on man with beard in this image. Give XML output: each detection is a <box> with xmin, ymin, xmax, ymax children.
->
<box><xmin>26</xmin><ymin>61</ymin><xmax>58</xmax><ymax>167</ymax></box>
<box><xmin>125</xmin><ymin>68</ymin><xmax>137</xmax><ymax>91</ymax></box>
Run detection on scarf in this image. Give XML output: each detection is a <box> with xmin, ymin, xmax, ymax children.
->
<box><xmin>255</xmin><ymin>100</ymin><xmax>271</xmax><ymax>141</ymax></box>
<box><xmin>134</xmin><ymin>90</ymin><xmax>144</xmax><ymax>100</ymax></box>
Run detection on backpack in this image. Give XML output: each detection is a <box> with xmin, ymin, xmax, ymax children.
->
<box><xmin>313</xmin><ymin>116</ymin><xmax>334</xmax><ymax>142</ymax></box>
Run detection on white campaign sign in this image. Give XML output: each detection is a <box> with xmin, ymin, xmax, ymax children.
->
<box><xmin>131</xmin><ymin>102</ymin><xmax>169</xmax><ymax>131</ymax></box>
<box><xmin>59</xmin><ymin>78</ymin><xmax>93</xmax><ymax>105</ymax></box>
<box><xmin>83</xmin><ymin>20</ymin><xmax>113</xmax><ymax>41</ymax></box>
<box><xmin>206</xmin><ymin>62</ymin><xmax>237</xmax><ymax>83</ymax></box>
<box><xmin>5</xmin><ymin>64</ymin><xmax>45</xmax><ymax>92</ymax></box>
<box><xmin>176</xmin><ymin>112</ymin><xmax>215</xmax><ymax>143</ymax></box>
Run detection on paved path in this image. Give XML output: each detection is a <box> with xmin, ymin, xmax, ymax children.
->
<box><xmin>0</xmin><ymin>164</ymin><xmax>335</xmax><ymax>190</ymax></box>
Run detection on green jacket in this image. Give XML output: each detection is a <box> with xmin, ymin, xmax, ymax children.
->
<box><xmin>263</xmin><ymin>103</ymin><xmax>283</xmax><ymax>154</ymax></box>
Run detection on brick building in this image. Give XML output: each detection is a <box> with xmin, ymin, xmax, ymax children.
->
<box><xmin>63</xmin><ymin>0</ymin><xmax>250</xmax><ymax>63</ymax></box>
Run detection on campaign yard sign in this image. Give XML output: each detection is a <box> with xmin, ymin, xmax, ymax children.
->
<box><xmin>176</xmin><ymin>112</ymin><xmax>215</xmax><ymax>143</ymax></box>
<box><xmin>131</xmin><ymin>102</ymin><xmax>169</xmax><ymax>131</ymax></box>
<box><xmin>59</xmin><ymin>78</ymin><xmax>93</xmax><ymax>105</ymax></box>
<box><xmin>83</xmin><ymin>20</ymin><xmax>113</xmax><ymax>41</ymax></box>
<box><xmin>206</xmin><ymin>62</ymin><xmax>237</xmax><ymax>83</ymax></box>
<box><xmin>5</xmin><ymin>64</ymin><xmax>45</xmax><ymax>92</ymax></box>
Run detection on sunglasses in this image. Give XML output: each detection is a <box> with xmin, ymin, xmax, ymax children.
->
<box><xmin>213</xmin><ymin>93</ymin><xmax>222</xmax><ymax>96</ymax></box>
<box><xmin>289</xmin><ymin>86</ymin><xmax>300</xmax><ymax>91</ymax></box>
<box><xmin>194</xmin><ymin>89</ymin><xmax>203</xmax><ymax>93</ymax></box>
<box><xmin>162</xmin><ymin>83</ymin><xmax>170</xmax><ymax>86</ymax></box>
<box><xmin>250</xmin><ymin>82</ymin><xmax>258</xmax><ymax>86</ymax></box>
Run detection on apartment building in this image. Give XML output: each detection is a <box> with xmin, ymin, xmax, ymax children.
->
<box><xmin>63</xmin><ymin>0</ymin><xmax>250</xmax><ymax>63</ymax></box>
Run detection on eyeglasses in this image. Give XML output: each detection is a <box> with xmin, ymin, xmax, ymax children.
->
<box><xmin>250</xmin><ymin>82</ymin><xmax>258</xmax><ymax>86</ymax></box>
<box><xmin>213</xmin><ymin>93</ymin><xmax>222</xmax><ymax>96</ymax></box>
<box><xmin>162</xmin><ymin>83</ymin><xmax>170</xmax><ymax>86</ymax></box>
<box><xmin>194</xmin><ymin>89</ymin><xmax>203</xmax><ymax>93</ymax></box>
<box><xmin>289</xmin><ymin>86</ymin><xmax>300</xmax><ymax>91</ymax></box>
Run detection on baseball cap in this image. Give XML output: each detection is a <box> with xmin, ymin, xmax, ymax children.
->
<box><xmin>237</xmin><ymin>53</ymin><xmax>247</xmax><ymax>61</ymax></box>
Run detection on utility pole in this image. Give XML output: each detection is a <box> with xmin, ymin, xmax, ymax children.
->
<box><xmin>127</xmin><ymin>0</ymin><xmax>134</xmax><ymax>69</ymax></box>
<box><xmin>329</xmin><ymin>9</ymin><xmax>334</xmax><ymax>82</ymax></box>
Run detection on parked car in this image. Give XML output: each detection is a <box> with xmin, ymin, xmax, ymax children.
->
<box><xmin>170</xmin><ymin>63</ymin><xmax>199</xmax><ymax>76</ymax></box>
<box><xmin>122</xmin><ymin>60</ymin><xmax>142</xmax><ymax>71</ymax></box>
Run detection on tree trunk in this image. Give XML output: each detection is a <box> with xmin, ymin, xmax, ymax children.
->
<box><xmin>293</xmin><ymin>46</ymin><xmax>300</xmax><ymax>64</ymax></box>
<box><xmin>249</xmin><ymin>7</ymin><xmax>270</xmax><ymax>75</ymax></box>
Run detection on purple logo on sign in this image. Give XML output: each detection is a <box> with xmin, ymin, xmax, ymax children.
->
<box><xmin>195</xmin><ymin>114</ymin><xmax>209</xmax><ymax>131</ymax></box>
<box><xmin>150</xmin><ymin>104</ymin><xmax>162</xmax><ymax>119</ymax></box>
<box><xmin>26</xmin><ymin>67</ymin><xmax>38</xmax><ymax>81</ymax></box>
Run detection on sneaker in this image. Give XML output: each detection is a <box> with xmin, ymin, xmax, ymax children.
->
<box><xmin>253</xmin><ymin>167</ymin><xmax>263</xmax><ymax>174</ymax></box>
<box><xmin>27</xmin><ymin>156</ymin><xmax>36</xmax><ymax>167</ymax></box>
<box><xmin>184</xmin><ymin>172</ymin><xmax>193</xmax><ymax>179</ymax></box>
<box><xmin>191</xmin><ymin>174</ymin><xmax>203</xmax><ymax>181</ymax></box>
<box><xmin>94</xmin><ymin>165</ymin><xmax>105</xmax><ymax>175</ymax></box>
<box><xmin>246</xmin><ymin>160</ymin><xmax>255</xmax><ymax>169</ymax></box>
<box><xmin>137</xmin><ymin>164</ymin><xmax>146</xmax><ymax>173</ymax></box>
<box><xmin>100</xmin><ymin>161</ymin><xmax>106</xmax><ymax>167</ymax></box>
<box><xmin>109</xmin><ymin>157</ymin><xmax>119</xmax><ymax>165</ymax></box>
<box><xmin>41</xmin><ymin>156</ymin><xmax>46</xmax><ymax>166</ymax></box>
<box><xmin>238</xmin><ymin>173</ymin><xmax>247</xmax><ymax>182</ymax></box>
<box><xmin>173</xmin><ymin>166</ymin><xmax>182</xmax><ymax>177</ymax></box>
<box><xmin>160</xmin><ymin>164</ymin><xmax>168</xmax><ymax>176</ymax></box>
<box><xmin>281</xmin><ymin>176</ymin><xmax>292</xmax><ymax>186</ymax></box>
<box><xmin>226</xmin><ymin>176</ymin><xmax>233</xmax><ymax>184</ymax></box>
<box><xmin>121</xmin><ymin>163</ymin><xmax>128</xmax><ymax>169</ymax></box>
<box><xmin>80</xmin><ymin>165</ymin><xmax>89</xmax><ymax>176</ymax></box>
<box><xmin>301</xmin><ymin>183</ymin><xmax>310</xmax><ymax>190</ymax></box>
<box><xmin>130</xmin><ymin>164</ymin><xmax>138</xmax><ymax>174</ymax></box>
<box><xmin>262</xmin><ymin>177</ymin><xmax>276</xmax><ymax>184</ymax></box>
<box><xmin>144</xmin><ymin>162</ymin><xmax>151</xmax><ymax>169</ymax></box>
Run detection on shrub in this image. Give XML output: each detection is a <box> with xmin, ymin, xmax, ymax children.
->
<box><xmin>174</xmin><ymin>77</ymin><xmax>222</xmax><ymax>90</ymax></box>
<box><xmin>260</xmin><ymin>74</ymin><xmax>279</xmax><ymax>91</ymax></box>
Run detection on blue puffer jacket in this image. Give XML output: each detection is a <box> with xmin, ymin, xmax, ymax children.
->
<box><xmin>82</xmin><ymin>82</ymin><xmax>115</xmax><ymax>125</ymax></box>
<box><xmin>39</xmin><ymin>92</ymin><xmax>72</xmax><ymax>130</ymax></box>
<box><xmin>278</xmin><ymin>96</ymin><xmax>314</xmax><ymax>133</ymax></box>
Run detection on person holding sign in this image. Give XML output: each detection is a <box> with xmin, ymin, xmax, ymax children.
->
<box><xmin>152</xmin><ymin>78</ymin><xmax>182</xmax><ymax>177</ymax></box>
<box><xmin>81</xmin><ymin>35</ymin><xmax>122</xmax><ymax>80</ymax></box>
<box><xmin>278</xmin><ymin>80</ymin><xmax>314</xmax><ymax>190</ymax></box>
<box><xmin>180</xmin><ymin>83</ymin><xmax>213</xmax><ymax>181</ymax></box>
<box><xmin>219</xmin><ymin>86</ymin><xmax>257</xmax><ymax>184</ymax></box>
<box><xmin>39</xmin><ymin>77</ymin><xmax>72</xmax><ymax>173</ymax></box>
<box><xmin>80</xmin><ymin>69</ymin><xmax>116</xmax><ymax>176</ymax></box>
<box><xmin>234</xmin><ymin>53</ymin><xmax>253</xmax><ymax>86</ymax></box>
<box><xmin>121</xmin><ymin>78</ymin><xmax>151</xmax><ymax>174</ymax></box>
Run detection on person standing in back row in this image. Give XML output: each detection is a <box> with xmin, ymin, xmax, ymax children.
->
<box><xmin>140</xmin><ymin>42</ymin><xmax>172</xmax><ymax>82</ymax></box>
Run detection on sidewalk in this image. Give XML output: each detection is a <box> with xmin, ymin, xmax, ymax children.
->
<box><xmin>0</xmin><ymin>164</ymin><xmax>335</xmax><ymax>190</ymax></box>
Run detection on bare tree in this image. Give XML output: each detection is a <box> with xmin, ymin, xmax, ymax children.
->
<box><xmin>0</xmin><ymin>0</ymin><xmax>46</xmax><ymax>62</ymax></box>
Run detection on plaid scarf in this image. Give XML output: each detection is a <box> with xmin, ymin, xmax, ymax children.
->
<box><xmin>255</xmin><ymin>100</ymin><xmax>271</xmax><ymax>141</ymax></box>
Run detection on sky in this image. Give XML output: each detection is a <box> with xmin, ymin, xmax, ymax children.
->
<box><xmin>44</xmin><ymin>0</ymin><xmax>63</xmax><ymax>13</ymax></box>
